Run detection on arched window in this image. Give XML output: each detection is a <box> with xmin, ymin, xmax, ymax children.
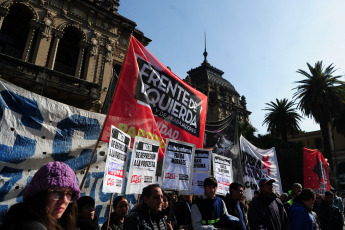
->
<box><xmin>54</xmin><ymin>26</ymin><xmax>83</xmax><ymax>76</ymax></box>
<box><xmin>0</xmin><ymin>4</ymin><xmax>33</xmax><ymax>59</ymax></box>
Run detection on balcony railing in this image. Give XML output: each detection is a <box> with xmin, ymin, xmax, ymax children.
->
<box><xmin>0</xmin><ymin>53</ymin><xmax>100</xmax><ymax>100</ymax></box>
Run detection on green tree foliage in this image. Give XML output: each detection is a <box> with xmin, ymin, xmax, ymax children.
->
<box><xmin>262</xmin><ymin>98</ymin><xmax>302</xmax><ymax>141</ymax></box>
<box><xmin>238</xmin><ymin>121</ymin><xmax>257</xmax><ymax>143</ymax></box>
<box><xmin>293</xmin><ymin>61</ymin><xmax>345</xmax><ymax>167</ymax></box>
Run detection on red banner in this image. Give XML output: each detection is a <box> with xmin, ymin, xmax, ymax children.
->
<box><xmin>100</xmin><ymin>36</ymin><xmax>208</xmax><ymax>159</ymax></box>
<box><xmin>303</xmin><ymin>147</ymin><xmax>330</xmax><ymax>194</ymax></box>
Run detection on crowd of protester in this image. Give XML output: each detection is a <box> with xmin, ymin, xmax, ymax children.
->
<box><xmin>1</xmin><ymin>161</ymin><xmax>345</xmax><ymax>230</ymax></box>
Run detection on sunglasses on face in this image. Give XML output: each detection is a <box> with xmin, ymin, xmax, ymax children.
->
<box><xmin>48</xmin><ymin>189</ymin><xmax>76</xmax><ymax>203</ymax></box>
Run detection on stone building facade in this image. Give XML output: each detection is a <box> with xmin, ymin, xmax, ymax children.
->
<box><xmin>0</xmin><ymin>0</ymin><xmax>150</xmax><ymax>112</ymax></box>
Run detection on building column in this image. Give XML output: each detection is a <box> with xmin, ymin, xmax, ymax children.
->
<box><xmin>22</xmin><ymin>21</ymin><xmax>39</xmax><ymax>62</ymax></box>
<box><xmin>94</xmin><ymin>46</ymin><xmax>105</xmax><ymax>84</ymax></box>
<box><xmin>32</xmin><ymin>21</ymin><xmax>54</xmax><ymax>66</ymax></box>
<box><xmin>100</xmin><ymin>44</ymin><xmax>114</xmax><ymax>103</ymax></box>
<box><xmin>74</xmin><ymin>41</ymin><xmax>88</xmax><ymax>78</ymax></box>
<box><xmin>85</xmin><ymin>37</ymin><xmax>99</xmax><ymax>82</ymax></box>
<box><xmin>47</xmin><ymin>30</ymin><xmax>63</xmax><ymax>69</ymax></box>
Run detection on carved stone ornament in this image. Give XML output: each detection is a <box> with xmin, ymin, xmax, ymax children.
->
<box><xmin>91</xmin><ymin>0</ymin><xmax>120</xmax><ymax>13</ymax></box>
<box><xmin>42</xmin><ymin>16</ymin><xmax>53</xmax><ymax>38</ymax></box>
<box><xmin>90</xmin><ymin>37</ymin><xmax>99</xmax><ymax>56</ymax></box>
<box><xmin>105</xmin><ymin>44</ymin><xmax>113</xmax><ymax>62</ymax></box>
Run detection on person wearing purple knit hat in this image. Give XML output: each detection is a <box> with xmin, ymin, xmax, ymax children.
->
<box><xmin>0</xmin><ymin>161</ymin><xmax>80</xmax><ymax>230</ymax></box>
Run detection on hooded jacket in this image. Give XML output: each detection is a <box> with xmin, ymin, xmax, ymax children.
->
<box><xmin>288</xmin><ymin>202</ymin><xmax>313</xmax><ymax>230</ymax></box>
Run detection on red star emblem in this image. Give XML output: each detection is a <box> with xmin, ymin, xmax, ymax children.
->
<box><xmin>262</xmin><ymin>155</ymin><xmax>272</xmax><ymax>176</ymax></box>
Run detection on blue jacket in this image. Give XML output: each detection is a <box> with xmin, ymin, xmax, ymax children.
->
<box><xmin>288</xmin><ymin>202</ymin><xmax>313</xmax><ymax>230</ymax></box>
<box><xmin>194</xmin><ymin>196</ymin><xmax>225</xmax><ymax>225</ymax></box>
<box><xmin>191</xmin><ymin>195</ymin><xmax>240</xmax><ymax>230</ymax></box>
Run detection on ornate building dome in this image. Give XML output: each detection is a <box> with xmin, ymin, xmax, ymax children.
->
<box><xmin>184</xmin><ymin>46</ymin><xmax>251</xmax><ymax>124</ymax></box>
<box><xmin>187</xmin><ymin>58</ymin><xmax>238</xmax><ymax>94</ymax></box>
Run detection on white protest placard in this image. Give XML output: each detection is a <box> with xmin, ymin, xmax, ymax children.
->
<box><xmin>213</xmin><ymin>154</ymin><xmax>233</xmax><ymax>196</ymax></box>
<box><xmin>240</xmin><ymin>135</ymin><xmax>283</xmax><ymax>201</ymax></box>
<box><xmin>126</xmin><ymin>137</ymin><xmax>160</xmax><ymax>194</ymax></box>
<box><xmin>186</xmin><ymin>149</ymin><xmax>211</xmax><ymax>195</ymax></box>
<box><xmin>162</xmin><ymin>139</ymin><xmax>195</xmax><ymax>191</ymax></box>
<box><xmin>102</xmin><ymin>125</ymin><xmax>131</xmax><ymax>194</ymax></box>
<box><xmin>194</xmin><ymin>149</ymin><xmax>212</xmax><ymax>172</ymax></box>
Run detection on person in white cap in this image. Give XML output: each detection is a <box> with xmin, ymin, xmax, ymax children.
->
<box><xmin>248</xmin><ymin>177</ymin><xmax>288</xmax><ymax>230</ymax></box>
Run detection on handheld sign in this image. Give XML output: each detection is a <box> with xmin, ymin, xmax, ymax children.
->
<box><xmin>126</xmin><ymin>137</ymin><xmax>160</xmax><ymax>194</ymax></box>
<box><xmin>213</xmin><ymin>154</ymin><xmax>232</xmax><ymax>196</ymax></box>
<box><xmin>102</xmin><ymin>125</ymin><xmax>131</xmax><ymax>194</ymax></box>
<box><xmin>162</xmin><ymin>139</ymin><xmax>195</xmax><ymax>191</ymax></box>
<box><xmin>184</xmin><ymin>149</ymin><xmax>211</xmax><ymax>195</ymax></box>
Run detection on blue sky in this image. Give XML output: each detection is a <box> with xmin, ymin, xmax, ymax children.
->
<box><xmin>119</xmin><ymin>1</ymin><xmax>345</xmax><ymax>135</ymax></box>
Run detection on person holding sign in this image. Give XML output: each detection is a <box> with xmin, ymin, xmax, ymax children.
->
<box><xmin>123</xmin><ymin>184</ymin><xmax>172</xmax><ymax>230</ymax></box>
<box><xmin>191</xmin><ymin>177</ymin><xmax>240</xmax><ymax>230</ymax></box>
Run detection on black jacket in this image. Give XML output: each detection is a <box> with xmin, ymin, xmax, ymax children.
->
<box><xmin>224</xmin><ymin>194</ymin><xmax>250</xmax><ymax>230</ymax></box>
<box><xmin>248</xmin><ymin>192</ymin><xmax>288</xmax><ymax>230</ymax></box>
<box><xmin>77</xmin><ymin>217</ymin><xmax>101</xmax><ymax>230</ymax></box>
<box><xmin>316</xmin><ymin>201</ymin><xmax>344</xmax><ymax>230</ymax></box>
<box><xmin>0</xmin><ymin>203</ymin><xmax>47</xmax><ymax>230</ymax></box>
<box><xmin>173</xmin><ymin>200</ymin><xmax>192</xmax><ymax>229</ymax></box>
<box><xmin>5</xmin><ymin>220</ymin><xmax>47</xmax><ymax>230</ymax></box>
<box><xmin>123</xmin><ymin>203</ymin><xmax>168</xmax><ymax>230</ymax></box>
<box><xmin>101</xmin><ymin>213</ymin><xmax>124</xmax><ymax>230</ymax></box>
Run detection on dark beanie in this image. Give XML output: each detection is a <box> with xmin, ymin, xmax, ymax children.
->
<box><xmin>23</xmin><ymin>161</ymin><xmax>80</xmax><ymax>201</ymax></box>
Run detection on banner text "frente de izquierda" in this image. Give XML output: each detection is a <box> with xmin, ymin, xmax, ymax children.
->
<box><xmin>135</xmin><ymin>56</ymin><xmax>201</xmax><ymax>137</ymax></box>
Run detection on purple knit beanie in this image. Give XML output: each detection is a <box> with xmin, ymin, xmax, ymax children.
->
<box><xmin>23</xmin><ymin>161</ymin><xmax>80</xmax><ymax>201</ymax></box>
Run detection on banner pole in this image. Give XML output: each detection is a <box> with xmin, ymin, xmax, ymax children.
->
<box><xmin>106</xmin><ymin>193</ymin><xmax>114</xmax><ymax>230</ymax></box>
<box><xmin>79</xmin><ymin>33</ymin><xmax>133</xmax><ymax>190</ymax></box>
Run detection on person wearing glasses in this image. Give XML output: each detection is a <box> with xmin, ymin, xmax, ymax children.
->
<box><xmin>0</xmin><ymin>161</ymin><xmax>80</xmax><ymax>230</ymax></box>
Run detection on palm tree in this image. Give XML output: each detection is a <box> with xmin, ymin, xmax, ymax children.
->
<box><xmin>263</xmin><ymin>98</ymin><xmax>302</xmax><ymax>141</ymax></box>
<box><xmin>293</xmin><ymin>61</ymin><xmax>345</xmax><ymax>167</ymax></box>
